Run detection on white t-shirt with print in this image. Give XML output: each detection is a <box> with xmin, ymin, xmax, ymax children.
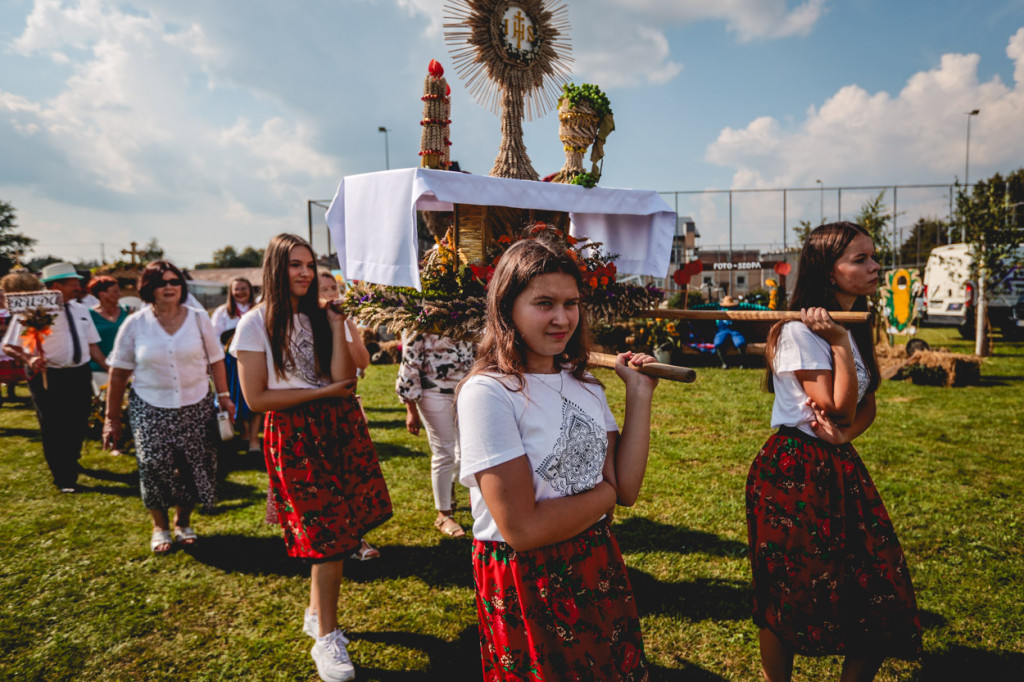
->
<box><xmin>229</xmin><ymin>306</ymin><xmax>330</xmax><ymax>390</ymax></box>
<box><xmin>457</xmin><ymin>370</ymin><xmax>619</xmax><ymax>543</ymax></box>
<box><xmin>770</xmin><ymin>321</ymin><xmax>870</xmax><ymax>438</ymax></box>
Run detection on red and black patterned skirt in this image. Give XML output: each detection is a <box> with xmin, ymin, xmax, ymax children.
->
<box><xmin>746</xmin><ymin>426</ymin><xmax>922</xmax><ymax>658</ymax></box>
<box><xmin>264</xmin><ymin>395</ymin><xmax>392</xmax><ymax>561</ymax></box>
<box><xmin>472</xmin><ymin>520</ymin><xmax>649</xmax><ymax>681</ymax></box>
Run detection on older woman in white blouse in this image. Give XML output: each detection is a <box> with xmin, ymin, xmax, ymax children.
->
<box><xmin>103</xmin><ymin>261</ymin><xmax>233</xmax><ymax>554</ymax></box>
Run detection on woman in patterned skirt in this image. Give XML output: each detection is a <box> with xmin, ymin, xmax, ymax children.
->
<box><xmin>457</xmin><ymin>234</ymin><xmax>659</xmax><ymax>681</ymax></box>
<box><xmin>748</xmin><ymin>222</ymin><xmax>921</xmax><ymax>681</ymax></box>
<box><xmin>103</xmin><ymin>261</ymin><xmax>234</xmax><ymax>554</ymax></box>
<box><xmin>232</xmin><ymin>234</ymin><xmax>391</xmax><ymax>682</ymax></box>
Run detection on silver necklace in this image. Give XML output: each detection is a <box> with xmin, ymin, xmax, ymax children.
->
<box><xmin>532</xmin><ymin>370</ymin><xmax>565</xmax><ymax>400</ymax></box>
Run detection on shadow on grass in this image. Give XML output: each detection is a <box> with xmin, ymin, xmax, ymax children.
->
<box><xmin>351</xmin><ymin>626</ymin><xmax>728</xmax><ymax>681</ymax></box>
<box><xmin>344</xmin><ymin>541</ymin><xmax>474</xmax><ymax>588</ymax></box>
<box><xmin>366</xmin><ymin>419</ymin><xmax>409</xmax><ymax>430</ymax></box>
<box><xmin>183</xmin><ymin>534</ymin><xmax>308</xmax><ymax>577</ymax></box>
<box><xmin>0</xmin><ymin>427</ymin><xmax>41</xmax><ymax>440</ymax></box>
<box><xmin>979</xmin><ymin>375</ymin><xmax>1024</xmax><ymax>385</ymax></box>
<box><xmin>615</xmin><ymin>517</ymin><xmax>748</xmax><ymax>559</ymax></box>
<box><xmin>629</xmin><ymin>568</ymin><xmax>750</xmax><ymax>622</ymax></box>
<box><xmin>918</xmin><ymin>645</ymin><xmax>1024</xmax><ymax>681</ymax></box>
<box><xmin>374</xmin><ymin>442</ymin><xmax>428</xmax><ymax>461</ymax></box>
<box><xmin>364</xmin><ymin>405</ymin><xmax>405</xmax><ymax>415</ymax></box>
<box><xmin>348</xmin><ymin>627</ymin><xmax>482</xmax><ymax>681</ymax></box>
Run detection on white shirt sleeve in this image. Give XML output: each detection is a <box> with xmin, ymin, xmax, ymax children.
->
<box><xmin>108</xmin><ymin>313</ymin><xmax>139</xmax><ymax>370</ymax></box>
<box><xmin>196</xmin><ymin>310</ymin><xmax>225</xmax><ymax>363</ymax></box>
<box><xmin>229</xmin><ymin>308</ymin><xmax>267</xmax><ymax>356</ymax></box>
<box><xmin>772</xmin><ymin>322</ymin><xmax>833</xmax><ymax>374</ymax></box>
<box><xmin>457</xmin><ymin>376</ymin><xmax>526</xmax><ymax>488</ymax></box>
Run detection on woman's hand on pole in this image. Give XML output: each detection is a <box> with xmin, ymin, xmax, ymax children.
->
<box><xmin>613</xmin><ymin>351</ymin><xmax>659</xmax><ymax>394</ymax></box>
<box><xmin>800</xmin><ymin>307</ymin><xmax>848</xmax><ymax>345</ymax></box>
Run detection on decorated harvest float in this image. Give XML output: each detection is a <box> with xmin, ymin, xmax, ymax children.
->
<box><xmin>325</xmin><ymin>0</ymin><xmax>873</xmax><ymax>380</ymax></box>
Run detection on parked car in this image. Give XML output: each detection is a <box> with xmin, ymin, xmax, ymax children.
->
<box><xmin>921</xmin><ymin>243</ymin><xmax>1024</xmax><ymax>339</ymax></box>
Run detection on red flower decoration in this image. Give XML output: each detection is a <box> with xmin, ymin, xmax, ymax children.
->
<box><xmin>428</xmin><ymin>59</ymin><xmax>444</xmax><ymax>78</ymax></box>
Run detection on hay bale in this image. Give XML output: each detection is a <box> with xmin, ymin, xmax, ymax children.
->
<box><xmin>877</xmin><ymin>344</ymin><xmax>982</xmax><ymax>387</ymax></box>
<box><xmin>898</xmin><ymin>350</ymin><xmax>982</xmax><ymax>387</ymax></box>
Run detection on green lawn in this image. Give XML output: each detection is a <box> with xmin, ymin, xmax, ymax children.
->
<box><xmin>1</xmin><ymin>326</ymin><xmax>1022</xmax><ymax>680</ymax></box>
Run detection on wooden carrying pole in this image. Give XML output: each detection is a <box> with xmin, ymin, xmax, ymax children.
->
<box><xmin>588</xmin><ymin>352</ymin><xmax>697</xmax><ymax>383</ymax></box>
<box><xmin>637</xmin><ymin>309</ymin><xmax>872</xmax><ymax>323</ymax></box>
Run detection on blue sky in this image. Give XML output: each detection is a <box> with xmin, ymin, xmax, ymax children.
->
<box><xmin>2</xmin><ymin>0</ymin><xmax>1023</xmax><ymax>267</ymax></box>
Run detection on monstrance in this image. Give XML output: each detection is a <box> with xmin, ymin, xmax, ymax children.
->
<box><xmin>444</xmin><ymin>0</ymin><xmax>572</xmax><ymax>180</ymax></box>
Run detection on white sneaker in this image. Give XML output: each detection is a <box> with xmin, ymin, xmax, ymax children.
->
<box><xmin>311</xmin><ymin>629</ymin><xmax>356</xmax><ymax>682</ymax></box>
<box><xmin>303</xmin><ymin>609</ymin><xmax>350</xmax><ymax>643</ymax></box>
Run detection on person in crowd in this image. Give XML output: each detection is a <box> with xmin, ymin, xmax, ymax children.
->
<box><xmin>211</xmin><ymin>277</ymin><xmax>261</xmax><ymax>452</ymax></box>
<box><xmin>0</xmin><ymin>272</ymin><xmax>39</xmax><ymax>401</ymax></box>
<box><xmin>3</xmin><ymin>262</ymin><xmax>106</xmax><ymax>492</ymax></box>
<box><xmin>397</xmin><ymin>331</ymin><xmax>474</xmax><ymax>538</ymax></box>
<box><xmin>747</xmin><ymin>222</ymin><xmax>921</xmax><ymax>682</ymax></box>
<box><xmin>102</xmin><ymin>260</ymin><xmax>233</xmax><ymax>554</ymax></box>
<box><xmin>713</xmin><ymin>295</ymin><xmax>747</xmax><ymax>369</ymax></box>
<box><xmin>456</xmin><ymin>235</ymin><xmax>659</xmax><ymax>681</ymax></box>
<box><xmin>86</xmin><ymin>276</ymin><xmax>129</xmax><ymax>380</ymax></box>
<box><xmin>317</xmin><ymin>268</ymin><xmax>379</xmax><ymax>562</ymax></box>
<box><xmin>232</xmin><ymin>234</ymin><xmax>391</xmax><ymax>682</ymax></box>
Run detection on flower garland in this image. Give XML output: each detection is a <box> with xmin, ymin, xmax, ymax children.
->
<box><xmin>341</xmin><ymin>223</ymin><xmax>662</xmax><ymax>341</ymax></box>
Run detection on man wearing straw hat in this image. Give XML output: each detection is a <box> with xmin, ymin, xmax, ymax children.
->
<box><xmin>3</xmin><ymin>262</ymin><xmax>105</xmax><ymax>493</ymax></box>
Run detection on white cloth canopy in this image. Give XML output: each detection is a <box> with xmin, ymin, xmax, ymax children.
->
<box><xmin>324</xmin><ymin>168</ymin><xmax>676</xmax><ymax>290</ymax></box>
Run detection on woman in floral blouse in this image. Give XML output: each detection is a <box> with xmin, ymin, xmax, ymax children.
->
<box><xmin>396</xmin><ymin>331</ymin><xmax>474</xmax><ymax>538</ymax></box>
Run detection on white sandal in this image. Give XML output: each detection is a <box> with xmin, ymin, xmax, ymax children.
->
<box><xmin>173</xmin><ymin>526</ymin><xmax>198</xmax><ymax>545</ymax></box>
<box><xmin>150</xmin><ymin>529</ymin><xmax>173</xmax><ymax>554</ymax></box>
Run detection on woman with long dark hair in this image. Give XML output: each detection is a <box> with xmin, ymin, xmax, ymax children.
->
<box><xmin>232</xmin><ymin>234</ymin><xmax>391</xmax><ymax>682</ymax></box>
<box><xmin>212</xmin><ymin>277</ymin><xmax>261</xmax><ymax>451</ymax></box>
<box><xmin>456</xmin><ymin>232</ymin><xmax>659</xmax><ymax>681</ymax></box>
<box><xmin>748</xmin><ymin>222</ymin><xmax>921</xmax><ymax>681</ymax></box>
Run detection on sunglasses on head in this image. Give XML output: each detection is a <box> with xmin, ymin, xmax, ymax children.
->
<box><xmin>155</xmin><ymin>278</ymin><xmax>183</xmax><ymax>288</ymax></box>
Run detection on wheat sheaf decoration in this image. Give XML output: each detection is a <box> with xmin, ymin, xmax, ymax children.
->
<box><xmin>444</xmin><ymin>0</ymin><xmax>572</xmax><ymax>180</ymax></box>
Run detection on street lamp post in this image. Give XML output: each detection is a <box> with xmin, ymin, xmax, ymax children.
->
<box><xmin>378</xmin><ymin>126</ymin><xmax>390</xmax><ymax>170</ymax></box>
<box><xmin>962</xmin><ymin>109</ymin><xmax>979</xmax><ymax>242</ymax></box>
<box><xmin>816</xmin><ymin>179</ymin><xmax>823</xmax><ymax>224</ymax></box>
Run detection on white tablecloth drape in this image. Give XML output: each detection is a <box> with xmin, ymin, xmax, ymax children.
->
<box><xmin>325</xmin><ymin>168</ymin><xmax>676</xmax><ymax>290</ymax></box>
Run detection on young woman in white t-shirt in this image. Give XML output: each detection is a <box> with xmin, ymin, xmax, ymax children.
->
<box><xmin>748</xmin><ymin>222</ymin><xmax>921</xmax><ymax>682</ymax></box>
<box><xmin>232</xmin><ymin>234</ymin><xmax>392</xmax><ymax>682</ymax></box>
<box><xmin>211</xmin><ymin>277</ymin><xmax>261</xmax><ymax>451</ymax></box>
<box><xmin>456</xmin><ymin>235</ymin><xmax>659</xmax><ymax>681</ymax></box>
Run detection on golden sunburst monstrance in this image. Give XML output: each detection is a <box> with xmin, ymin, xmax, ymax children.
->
<box><xmin>444</xmin><ymin>0</ymin><xmax>573</xmax><ymax>180</ymax></box>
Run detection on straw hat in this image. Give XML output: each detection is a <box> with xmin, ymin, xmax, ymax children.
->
<box><xmin>39</xmin><ymin>262</ymin><xmax>83</xmax><ymax>283</ymax></box>
<box><xmin>720</xmin><ymin>295</ymin><xmax>739</xmax><ymax>308</ymax></box>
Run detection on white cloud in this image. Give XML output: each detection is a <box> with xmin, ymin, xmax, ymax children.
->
<box><xmin>396</xmin><ymin>0</ymin><xmax>822</xmax><ymax>90</ymax></box>
<box><xmin>700</xmin><ymin>29</ymin><xmax>1024</xmax><ymax>247</ymax></box>
<box><xmin>2</xmin><ymin>1</ymin><xmax>339</xmax><ymax>217</ymax></box>
<box><xmin>707</xmin><ymin>30</ymin><xmax>1024</xmax><ymax>189</ymax></box>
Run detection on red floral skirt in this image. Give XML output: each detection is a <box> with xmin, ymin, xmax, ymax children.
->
<box><xmin>0</xmin><ymin>358</ymin><xmax>25</xmax><ymax>384</ymax></box>
<box><xmin>746</xmin><ymin>427</ymin><xmax>922</xmax><ymax>658</ymax></box>
<box><xmin>472</xmin><ymin>520</ymin><xmax>649</xmax><ymax>681</ymax></box>
<box><xmin>264</xmin><ymin>395</ymin><xmax>392</xmax><ymax>561</ymax></box>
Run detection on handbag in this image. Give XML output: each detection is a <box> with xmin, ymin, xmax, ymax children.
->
<box><xmin>196</xmin><ymin>311</ymin><xmax>234</xmax><ymax>442</ymax></box>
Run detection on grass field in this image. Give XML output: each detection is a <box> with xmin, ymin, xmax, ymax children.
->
<box><xmin>1</xmin><ymin>326</ymin><xmax>1022</xmax><ymax>681</ymax></box>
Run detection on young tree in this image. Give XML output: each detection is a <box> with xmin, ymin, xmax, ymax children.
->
<box><xmin>854</xmin><ymin>191</ymin><xmax>893</xmax><ymax>267</ymax></box>
<box><xmin>0</xmin><ymin>200</ymin><xmax>37</xmax><ymax>276</ymax></box>
<box><xmin>957</xmin><ymin>168</ymin><xmax>1024</xmax><ymax>355</ymax></box>
<box><xmin>898</xmin><ymin>217</ymin><xmax>949</xmax><ymax>268</ymax></box>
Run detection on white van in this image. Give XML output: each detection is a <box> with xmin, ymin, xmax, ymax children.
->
<box><xmin>922</xmin><ymin>243</ymin><xmax>1024</xmax><ymax>338</ymax></box>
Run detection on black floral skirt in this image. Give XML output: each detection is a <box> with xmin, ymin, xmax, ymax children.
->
<box><xmin>746</xmin><ymin>427</ymin><xmax>922</xmax><ymax>658</ymax></box>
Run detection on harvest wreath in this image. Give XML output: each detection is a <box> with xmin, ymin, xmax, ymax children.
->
<box><xmin>340</xmin><ymin>223</ymin><xmax>662</xmax><ymax>341</ymax></box>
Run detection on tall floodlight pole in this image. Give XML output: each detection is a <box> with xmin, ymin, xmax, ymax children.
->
<box><xmin>378</xmin><ymin>126</ymin><xmax>391</xmax><ymax>170</ymax></box>
<box><xmin>962</xmin><ymin>109</ymin><xmax>979</xmax><ymax>241</ymax></box>
<box><xmin>816</xmin><ymin>179</ymin><xmax>823</xmax><ymax>224</ymax></box>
